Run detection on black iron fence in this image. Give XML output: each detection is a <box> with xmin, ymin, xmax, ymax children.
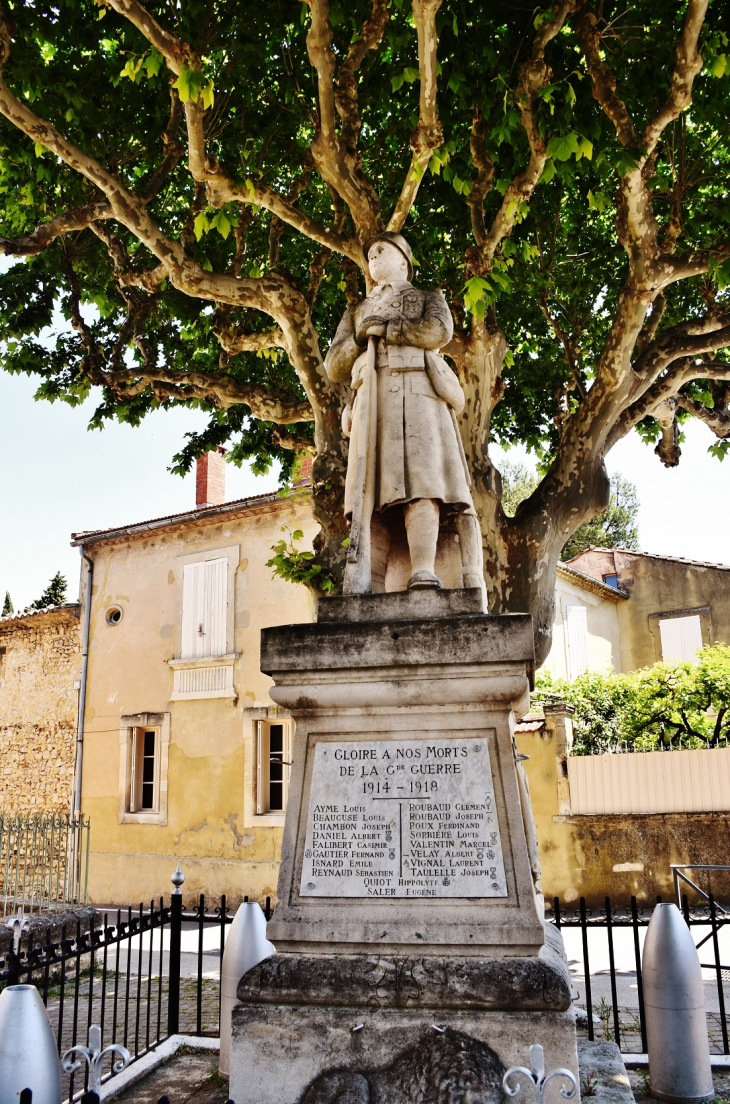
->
<box><xmin>1</xmin><ymin>888</ymin><xmax>726</xmax><ymax>1101</ymax></box>
<box><xmin>0</xmin><ymin>893</ymin><xmax>271</xmax><ymax>1102</ymax></box>
<box><xmin>547</xmin><ymin>894</ymin><xmax>730</xmax><ymax>1056</ymax></box>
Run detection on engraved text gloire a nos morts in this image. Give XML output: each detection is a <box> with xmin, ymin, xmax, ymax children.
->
<box><xmin>300</xmin><ymin>737</ymin><xmax>507</xmax><ymax>898</ymax></box>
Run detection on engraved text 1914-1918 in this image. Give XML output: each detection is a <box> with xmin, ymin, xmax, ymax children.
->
<box><xmin>300</xmin><ymin>737</ymin><xmax>507</xmax><ymax>899</ymax></box>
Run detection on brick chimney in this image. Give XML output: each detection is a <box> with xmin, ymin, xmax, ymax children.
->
<box><xmin>196</xmin><ymin>448</ymin><xmax>226</xmax><ymax>508</ymax></box>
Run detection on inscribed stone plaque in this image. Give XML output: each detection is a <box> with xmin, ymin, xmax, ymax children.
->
<box><xmin>300</xmin><ymin>736</ymin><xmax>507</xmax><ymax>898</ymax></box>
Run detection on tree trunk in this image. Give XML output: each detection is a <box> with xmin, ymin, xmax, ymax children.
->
<box><xmin>453</xmin><ymin>322</ymin><xmax>612</xmax><ymax>667</ymax></box>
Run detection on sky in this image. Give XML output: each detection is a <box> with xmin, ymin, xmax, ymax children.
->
<box><xmin>1</xmin><ymin>366</ymin><xmax>729</xmax><ymax>611</ymax></box>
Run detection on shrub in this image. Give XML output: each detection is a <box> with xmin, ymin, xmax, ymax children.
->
<box><xmin>534</xmin><ymin>644</ymin><xmax>730</xmax><ymax>755</ymax></box>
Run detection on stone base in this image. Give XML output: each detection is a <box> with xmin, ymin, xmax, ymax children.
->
<box><xmin>230</xmin><ymin>924</ymin><xmax>580</xmax><ymax>1104</ymax></box>
<box><xmin>577</xmin><ymin>1041</ymin><xmax>635</xmax><ymax>1104</ymax></box>
<box><xmin>230</xmin><ymin>1006</ymin><xmax>578</xmax><ymax>1104</ymax></box>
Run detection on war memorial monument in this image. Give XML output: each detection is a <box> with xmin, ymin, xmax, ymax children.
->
<box><xmin>229</xmin><ymin>234</ymin><xmax>579</xmax><ymax>1103</ymax></box>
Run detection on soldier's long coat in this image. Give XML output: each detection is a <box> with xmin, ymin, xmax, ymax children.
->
<box><xmin>324</xmin><ymin>281</ymin><xmax>472</xmax><ymax>515</ymax></box>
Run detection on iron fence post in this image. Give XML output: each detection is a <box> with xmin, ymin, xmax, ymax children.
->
<box><xmin>167</xmin><ymin>866</ymin><xmax>184</xmax><ymax>1037</ymax></box>
<box><xmin>6</xmin><ymin>947</ymin><xmax>20</xmax><ymax>986</ymax></box>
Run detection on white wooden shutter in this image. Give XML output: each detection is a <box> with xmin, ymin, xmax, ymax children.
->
<box><xmin>181</xmin><ymin>558</ymin><xmax>227</xmax><ymax>658</ymax></box>
<box><xmin>565</xmin><ymin>604</ymin><xmax>589</xmax><ymax>680</ymax></box>
<box><xmin>659</xmin><ymin>614</ymin><xmax>703</xmax><ymax>663</ymax></box>
<box><xmin>129</xmin><ymin>727</ymin><xmax>138</xmax><ymax>812</ymax></box>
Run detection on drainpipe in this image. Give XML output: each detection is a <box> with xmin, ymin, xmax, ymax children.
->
<box><xmin>72</xmin><ymin>547</ymin><xmax>93</xmax><ymax>820</ymax></box>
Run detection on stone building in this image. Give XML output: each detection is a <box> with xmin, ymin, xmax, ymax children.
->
<box><xmin>541</xmin><ymin>548</ymin><xmax>730</xmax><ymax>683</ymax></box>
<box><xmin>0</xmin><ymin>604</ymin><xmax>81</xmax><ymax>812</ymax></box>
<box><xmin>71</xmin><ymin>452</ymin><xmax>316</xmax><ymax>905</ymax></box>
<box><xmin>567</xmin><ymin>546</ymin><xmax>730</xmax><ymax>670</ymax></box>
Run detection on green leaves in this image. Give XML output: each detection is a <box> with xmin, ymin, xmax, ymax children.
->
<box><xmin>546</xmin><ymin>132</ymin><xmax>592</xmax><ymax>162</ymax></box>
<box><xmin>464</xmin><ymin>276</ymin><xmax>493</xmax><ymax>318</ymax></box>
<box><xmin>587</xmin><ymin>189</ymin><xmax>609</xmax><ymax>213</ymax></box>
<box><xmin>535</xmin><ymin>644</ymin><xmax>730</xmax><ymax>754</ymax></box>
<box><xmin>119</xmin><ymin>47</ymin><xmax>164</xmax><ymax>84</ymax></box>
<box><xmin>612</xmin><ymin>147</ymin><xmax>640</xmax><ymax>177</ymax></box>
<box><xmin>266</xmin><ymin>526</ymin><xmax>335</xmax><ymax>594</ymax></box>
<box><xmin>173</xmin><ymin>65</ymin><xmax>214</xmax><ymax>108</ymax></box>
<box><xmin>193</xmin><ymin>206</ymin><xmax>237</xmax><ymax>241</ymax></box>
<box><xmin>391</xmin><ymin>66</ymin><xmax>419</xmax><ymax>91</ymax></box>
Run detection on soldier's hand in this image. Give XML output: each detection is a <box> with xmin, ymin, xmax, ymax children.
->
<box><xmin>356</xmin><ymin>316</ymin><xmax>388</xmax><ymax>342</ymax></box>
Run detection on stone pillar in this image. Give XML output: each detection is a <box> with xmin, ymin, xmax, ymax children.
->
<box><xmin>230</xmin><ymin>590</ymin><xmax>580</xmax><ymax>1104</ymax></box>
<box><xmin>543</xmin><ymin>702</ymin><xmax>575</xmax><ymax>818</ymax></box>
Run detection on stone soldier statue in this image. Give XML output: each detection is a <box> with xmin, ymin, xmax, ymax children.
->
<box><xmin>325</xmin><ymin>231</ymin><xmax>485</xmax><ymax>596</ymax></box>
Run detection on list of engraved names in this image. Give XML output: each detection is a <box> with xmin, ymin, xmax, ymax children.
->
<box><xmin>300</xmin><ymin>737</ymin><xmax>507</xmax><ymax>898</ymax></box>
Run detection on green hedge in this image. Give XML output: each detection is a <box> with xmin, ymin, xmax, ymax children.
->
<box><xmin>534</xmin><ymin>644</ymin><xmax>730</xmax><ymax>756</ymax></box>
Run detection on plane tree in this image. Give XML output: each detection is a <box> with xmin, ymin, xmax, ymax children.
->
<box><xmin>0</xmin><ymin>0</ymin><xmax>728</xmax><ymax>662</ymax></box>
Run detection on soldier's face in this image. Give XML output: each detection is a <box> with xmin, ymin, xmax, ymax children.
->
<box><xmin>368</xmin><ymin>241</ymin><xmax>409</xmax><ymax>284</ymax></box>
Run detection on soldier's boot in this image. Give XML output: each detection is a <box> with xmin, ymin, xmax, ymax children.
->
<box><xmin>404</xmin><ymin>498</ymin><xmax>443</xmax><ymax>590</ymax></box>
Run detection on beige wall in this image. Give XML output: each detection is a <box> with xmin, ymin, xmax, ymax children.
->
<box><xmin>80</xmin><ymin>494</ymin><xmax>317</xmax><ymax>906</ymax></box>
<box><xmin>542</xmin><ymin>573</ymin><xmax>622</xmax><ymax>679</ymax></box>
<box><xmin>0</xmin><ymin>606</ymin><xmax>81</xmax><ymax>812</ymax></box>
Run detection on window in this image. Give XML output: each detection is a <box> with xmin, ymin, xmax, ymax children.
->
<box><xmin>129</xmin><ymin>727</ymin><xmax>158</xmax><ymax>812</ymax></box>
<box><xmin>181</xmin><ymin>557</ymin><xmax>227</xmax><ymax>659</ymax></box>
<box><xmin>256</xmin><ymin>720</ymin><xmax>293</xmax><ymax>815</ymax></box>
<box><xmin>659</xmin><ymin>614</ymin><xmax>703</xmax><ymax>663</ymax></box>
<box><xmin>564</xmin><ymin>604</ymin><xmax>589</xmax><ymax>680</ymax></box>
<box><xmin>602</xmin><ymin>574</ymin><xmax>619</xmax><ymax>590</ymax></box>
<box><xmin>169</xmin><ymin>546</ymin><xmax>239</xmax><ymax>701</ymax></box>
<box><xmin>118</xmin><ymin>713</ymin><xmax>170</xmax><ymax>824</ymax></box>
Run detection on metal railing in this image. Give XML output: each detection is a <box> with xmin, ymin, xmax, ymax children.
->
<box><xmin>0</xmin><ymin>892</ymin><xmax>271</xmax><ymax>1102</ymax></box>
<box><xmin>548</xmin><ymin>894</ymin><xmax>729</xmax><ymax>1056</ymax></box>
<box><xmin>0</xmin><ymin>813</ymin><xmax>90</xmax><ymax>917</ymax></box>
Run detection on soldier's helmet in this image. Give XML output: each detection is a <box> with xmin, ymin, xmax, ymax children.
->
<box><xmin>364</xmin><ymin>231</ymin><xmax>413</xmax><ymax>280</ymax></box>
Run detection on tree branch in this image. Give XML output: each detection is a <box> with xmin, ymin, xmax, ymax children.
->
<box><xmin>268</xmin><ymin>151</ymin><xmax>315</xmax><ymax>267</ymax></box>
<box><xmin>387</xmin><ymin>0</ymin><xmax>444</xmax><ymax>233</ymax></box>
<box><xmin>304</xmin><ymin>0</ymin><xmax>383</xmax><ymax>242</ymax></box>
<box><xmin>138</xmin><ymin>87</ymin><xmax>184</xmax><ymax>203</ymax></box>
<box><xmin>90</xmin><ymin>222</ymin><xmax>168</xmax><ymax>292</ymax></box>
<box><xmin>574</xmin><ymin>3</ymin><xmax>637</xmax><ymax>148</ymax></box>
<box><xmin>658</xmin><ymin>240</ymin><xmax>730</xmax><ymax>286</ymax></box>
<box><xmin>334</xmin><ymin>0</ymin><xmax>389</xmax><ymax>151</ymax></box>
<box><xmin>640</xmin><ymin>0</ymin><xmax>708</xmax><ymax>157</ymax></box>
<box><xmin>539</xmin><ymin>298</ymin><xmax>587</xmax><ymax>398</ymax></box>
<box><xmin>0</xmin><ymin>199</ymin><xmax>111</xmax><ymax>256</ymax></box>
<box><xmin>609</xmin><ymin>358</ymin><xmax>730</xmax><ymax>448</ymax></box>
<box><xmin>471</xmin><ymin>0</ymin><xmax>575</xmax><ymax>272</ymax></box>
<box><xmin>272</xmin><ymin>429</ymin><xmax>317</xmax><ymax>452</ymax></box>
<box><xmin>632</xmin><ymin>318</ymin><xmax>730</xmax><ymax>380</ymax></box>
<box><xmin>104</xmin><ymin>364</ymin><xmax>314</xmax><ymax>421</ymax></box>
<box><xmin>465</xmin><ymin>109</ymin><xmax>494</xmax><ymax>249</ymax></box>
<box><xmin>97</xmin><ymin>0</ymin><xmax>191</xmax><ymax>75</ymax></box>
<box><xmin>214</xmin><ymin>326</ymin><xmax>286</xmax><ymax>355</ymax></box>
<box><xmin>677</xmin><ymin>393</ymin><xmax>730</xmax><ymax>437</ymax></box>
<box><xmin>208</xmin><ymin>174</ymin><xmax>362</xmax><ymax>264</ymax></box>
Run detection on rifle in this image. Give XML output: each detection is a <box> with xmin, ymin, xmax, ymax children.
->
<box><xmin>343</xmin><ymin>334</ymin><xmax>378</xmax><ymax>594</ymax></box>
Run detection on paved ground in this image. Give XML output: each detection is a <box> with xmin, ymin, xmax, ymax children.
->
<box><xmin>110</xmin><ymin>1051</ymin><xmax>228</xmax><ymax>1104</ymax></box>
<box><xmin>103</xmin><ymin>1043</ymin><xmax>730</xmax><ymax>1104</ymax></box>
<box><xmin>626</xmin><ymin>1066</ymin><xmax>730</xmax><ymax>1104</ymax></box>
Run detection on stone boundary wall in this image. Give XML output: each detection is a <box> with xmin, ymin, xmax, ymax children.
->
<box><xmin>0</xmin><ymin>605</ymin><xmax>82</xmax><ymax>812</ymax></box>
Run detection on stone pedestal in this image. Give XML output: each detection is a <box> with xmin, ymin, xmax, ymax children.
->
<box><xmin>230</xmin><ymin>591</ymin><xmax>579</xmax><ymax>1103</ymax></box>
